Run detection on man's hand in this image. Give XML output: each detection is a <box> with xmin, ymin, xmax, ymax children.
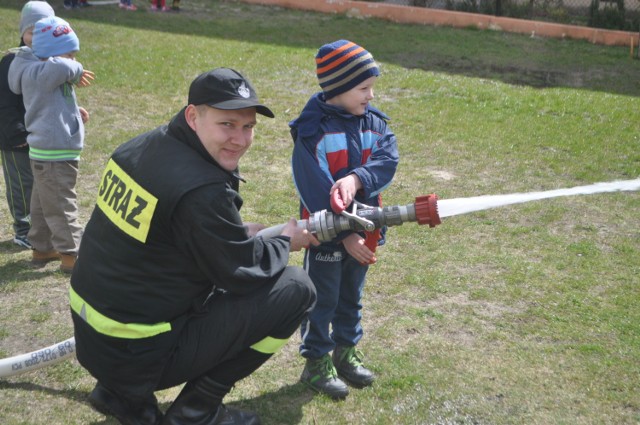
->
<box><xmin>280</xmin><ymin>218</ymin><xmax>320</xmax><ymax>252</ymax></box>
<box><xmin>342</xmin><ymin>233</ymin><xmax>376</xmax><ymax>264</ymax></box>
<box><xmin>244</xmin><ymin>222</ymin><xmax>265</xmax><ymax>237</ymax></box>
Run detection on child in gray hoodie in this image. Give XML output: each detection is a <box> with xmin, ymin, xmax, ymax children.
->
<box><xmin>8</xmin><ymin>15</ymin><xmax>94</xmax><ymax>273</ymax></box>
<box><xmin>0</xmin><ymin>1</ymin><xmax>55</xmax><ymax>250</ymax></box>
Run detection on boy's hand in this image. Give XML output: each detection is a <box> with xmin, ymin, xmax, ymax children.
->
<box><xmin>77</xmin><ymin>70</ymin><xmax>95</xmax><ymax>87</ymax></box>
<box><xmin>342</xmin><ymin>233</ymin><xmax>376</xmax><ymax>265</ymax></box>
<box><xmin>79</xmin><ymin>107</ymin><xmax>90</xmax><ymax>124</ymax></box>
<box><xmin>330</xmin><ymin>174</ymin><xmax>362</xmax><ymax>211</ymax></box>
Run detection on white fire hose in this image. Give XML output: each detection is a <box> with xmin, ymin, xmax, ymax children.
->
<box><xmin>0</xmin><ymin>337</ymin><xmax>76</xmax><ymax>378</ymax></box>
<box><xmin>2</xmin><ymin>179</ymin><xmax>638</xmax><ymax>379</ymax></box>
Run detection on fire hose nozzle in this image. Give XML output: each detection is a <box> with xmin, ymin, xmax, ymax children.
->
<box><xmin>413</xmin><ymin>194</ymin><xmax>441</xmax><ymax>227</ymax></box>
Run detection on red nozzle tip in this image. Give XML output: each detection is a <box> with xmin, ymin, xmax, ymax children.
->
<box><xmin>414</xmin><ymin>194</ymin><xmax>441</xmax><ymax>227</ymax></box>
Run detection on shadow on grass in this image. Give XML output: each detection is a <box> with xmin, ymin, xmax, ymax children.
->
<box><xmin>0</xmin><ymin>240</ymin><xmax>61</xmax><ymax>285</ymax></box>
<box><xmin>2</xmin><ymin>0</ymin><xmax>639</xmax><ymax>97</ymax></box>
<box><xmin>0</xmin><ymin>379</ymin><xmax>88</xmax><ymax>403</ymax></box>
<box><xmin>0</xmin><ymin>380</ymin><xmax>121</xmax><ymax>424</ymax></box>
<box><xmin>0</xmin><ymin>381</ymin><xmax>316</xmax><ymax>424</ymax></box>
<box><xmin>235</xmin><ymin>382</ymin><xmax>316</xmax><ymax>425</ymax></box>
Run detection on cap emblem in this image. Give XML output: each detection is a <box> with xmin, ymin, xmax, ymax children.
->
<box><xmin>238</xmin><ymin>82</ymin><xmax>250</xmax><ymax>99</ymax></box>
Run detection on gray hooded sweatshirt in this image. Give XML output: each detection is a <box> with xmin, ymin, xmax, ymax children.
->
<box><xmin>8</xmin><ymin>47</ymin><xmax>84</xmax><ymax>161</ymax></box>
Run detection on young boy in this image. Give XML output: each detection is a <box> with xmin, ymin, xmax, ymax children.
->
<box><xmin>290</xmin><ymin>40</ymin><xmax>399</xmax><ymax>399</ymax></box>
<box><xmin>8</xmin><ymin>16</ymin><xmax>94</xmax><ymax>273</ymax></box>
<box><xmin>0</xmin><ymin>1</ymin><xmax>55</xmax><ymax>250</ymax></box>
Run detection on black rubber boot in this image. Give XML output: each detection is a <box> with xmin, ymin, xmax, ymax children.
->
<box><xmin>332</xmin><ymin>345</ymin><xmax>375</xmax><ymax>388</ymax></box>
<box><xmin>88</xmin><ymin>382</ymin><xmax>163</xmax><ymax>425</ymax></box>
<box><xmin>161</xmin><ymin>376</ymin><xmax>260</xmax><ymax>425</ymax></box>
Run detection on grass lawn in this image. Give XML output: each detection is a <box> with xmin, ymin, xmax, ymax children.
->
<box><xmin>1</xmin><ymin>0</ymin><xmax>639</xmax><ymax>424</ymax></box>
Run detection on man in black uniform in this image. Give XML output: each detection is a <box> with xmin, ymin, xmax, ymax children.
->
<box><xmin>70</xmin><ymin>68</ymin><xmax>319</xmax><ymax>425</ymax></box>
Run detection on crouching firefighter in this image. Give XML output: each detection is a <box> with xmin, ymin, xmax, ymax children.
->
<box><xmin>70</xmin><ymin>68</ymin><xmax>319</xmax><ymax>425</ymax></box>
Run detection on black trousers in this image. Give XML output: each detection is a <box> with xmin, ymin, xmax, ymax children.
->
<box><xmin>156</xmin><ymin>266</ymin><xmax>316</xmax><ymax>390</ymax></box>
<box><xmin>1</xmin><ymin>149</ymin><xmax>32</xmax><ymax>238</ymax></box>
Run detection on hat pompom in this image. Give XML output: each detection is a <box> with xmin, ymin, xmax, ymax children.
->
<box><xmin>32</xmin><ymin>16</ymin><xmax>79</xmax><ymax>59</ymax></box>
<box><xmin>316</xmin><ymin>40</ymin><xmax>379</xmax><ymax>99</ymax></box>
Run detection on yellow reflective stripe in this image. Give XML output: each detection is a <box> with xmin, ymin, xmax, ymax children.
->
<box><xmin>250</xmin><ymin>336</ymin><xmax>289</xmax><ymax>354</ymax></box>
<box><xmin>69</xmin><ymin>287</ymin><xmax>171</xmax><ymax>339</ymax></box>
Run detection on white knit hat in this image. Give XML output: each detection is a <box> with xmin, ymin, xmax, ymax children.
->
<box><xmin>19</xmin><ymin>1</ymin><xmax>55</xmax><ymax>38</ymax></box>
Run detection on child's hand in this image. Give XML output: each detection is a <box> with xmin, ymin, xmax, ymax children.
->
<box><xmin>342</xmin><ymin>233</ymin><xmax>376</xmax><ymax>265</ymax></box>
<box><xmin>330</xmin><ymin>174</ymin><xmax>362</xmax><ymax>210</ymax></box>
<box><xmin>79</xmin><ymin>107</ymin><xmax>90</xmax><ymax>124</ymax></box>
<box><xmin>77</xmin><ymin>70</ymin><xmax>95</xmax><ymax>87</ymax></box>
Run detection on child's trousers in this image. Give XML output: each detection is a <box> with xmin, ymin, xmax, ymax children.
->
<box><xmin>1</xmin><ymin>149</ymin><xmax>32</xmax><ymax>238</ymax></box>
<box><xmin>300</xmin><ymin>245</ymin><xmax>369</xmax><ymax>359</ymax></box>
<box><xmin>28</xmin><ymin>160</ymin><xmax>82</xmax><ymax>255</ymax></box>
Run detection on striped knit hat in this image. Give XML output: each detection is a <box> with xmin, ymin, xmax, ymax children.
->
<box><xmin>316</xmin><ymin>40</ymin><xmax>379</xmax><ymax>100</ymax></box>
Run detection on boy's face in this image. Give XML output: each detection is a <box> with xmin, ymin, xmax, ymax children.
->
<box><xmin>58</xmin><ymin>52</ymin><xmax>77</xmax><ymax>60</ymax></box>
<box><xmin>185</xmin><ymin>104</ymin><xmax>257</xmax><ymax>171</ymax></box>
<box><xmin>22</xmin><ymin>28</ymin><xmax>34</xmax><ymax>48</ymax></box>
<box><xmin>327</xmin><ymin>76</ymin><xmax>377</xmax><ymax>116</ymax></box>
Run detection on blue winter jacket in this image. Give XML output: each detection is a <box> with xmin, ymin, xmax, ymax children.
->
<box><xmin>290</xmin><ymin>92</ymin><xmax>399</xmax><ymax>246</ymax></box>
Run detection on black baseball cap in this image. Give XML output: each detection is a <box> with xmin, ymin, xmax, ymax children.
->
<box><xmin>188</xmin><ymin>68</ymin><xmax>275</xmax><ymax>118</ymax></box>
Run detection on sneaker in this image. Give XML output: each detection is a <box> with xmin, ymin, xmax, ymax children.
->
<box><xmin>300</xmin><ymin>354</ymin><xmax>349</xmax><ymax>399</ymax></box>
<box><xmin>333</xmin><ymin>345</ymin><xmax>375</xmax><ymax>388</ymax></box>
<box><xmin>126</xmin><ymin>4</ymin><xmax>138</xmax><ymax>10</ymax></box>
<box><xmin>13</xmin><ymin>235</ymin><xmax>32</xmax><ymax>249</ymax></box>
<box><xmin>161</xmin><ymin>6</ymin><xmax>171</xmax><ymax>11</ymax></box>
<box><xmin>119</xmin><ymin>2</ymin><xmax>126</xmax><ymax>8</ymax></box>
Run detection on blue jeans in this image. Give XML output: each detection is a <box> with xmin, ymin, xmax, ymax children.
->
<box><xmin>299</xmin><ymin>245</ymin><xmax>369</xmax><ymax>359</ymax></box>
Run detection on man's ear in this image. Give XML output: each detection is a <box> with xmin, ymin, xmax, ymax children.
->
<box><xmin>184</xmin><ymin>104</ymin><xmax>198</xmax><ymax>131</ymax></box>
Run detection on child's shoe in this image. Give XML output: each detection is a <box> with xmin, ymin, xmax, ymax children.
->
<box><xmin>32</xmin><ymin>250</ymin><xmax>61</xmax><ymax>267</ymax></box>
<box><xmin>13</xmin><ymin>235</ymin><xmax>32</xmax><ymax>249</ymax></box>
<box><xmin>332</xmin><ymin>345</ymin><xmax>375</xmax><ymax>388</ymax></box>
<box><xmin>161</xmin><ymin>6</ymin><xmax>171</xmax><ymax>11</ymax></box>
<box><xmin>126</xmin><ymin>4</ymin><xmax>138</xmax><ymax>10</ymax></box>
<box><xmin>60</xmin><ymin>254</ymin><xmax>77</xmax><ymax>274</ymax></box>
<box><xmin>300</xmin><ymin>354</ymin><xmax>349</xmax><ymax>399</ymax></box>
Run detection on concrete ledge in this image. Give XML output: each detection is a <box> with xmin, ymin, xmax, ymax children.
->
<box><xmin>240</xmin><ymin>0</ymin><xmax>639</xmax><ymax>47</ymax></box>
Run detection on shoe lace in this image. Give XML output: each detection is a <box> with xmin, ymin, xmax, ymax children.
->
<box><xmin>342</xmin><ymin>346</ymin><xmax>365</xmax><ymax>367</ymax></box>
<box><xmin>317</xmin><ymin>355</ymin><xmax>338</xmax><ymax>379</ymax></box>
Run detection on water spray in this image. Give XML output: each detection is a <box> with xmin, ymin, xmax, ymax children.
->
<box><xmin>2</xmin><ymin>178</ymin><xmax>638</xmax><ymax>379</ymax></box>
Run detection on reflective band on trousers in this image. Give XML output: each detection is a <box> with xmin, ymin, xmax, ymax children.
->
<box><xmin>250</xmin><ymin>336</ymin><xmax>289</xmax><ymax>354</ymax></box>
<box><xmin>69</xmin><ymin>287</ymin><xmax>171</xmax><ymax>339</ymax></box>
